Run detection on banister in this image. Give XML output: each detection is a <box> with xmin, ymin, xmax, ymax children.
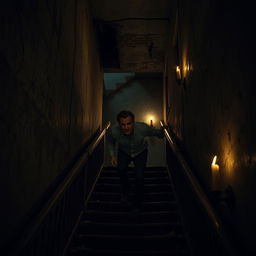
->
<box><xmin>12</xmin><ymin>121</ymin><xmax>111</xmax><ymax>255</ymax></box>
<box><xmin>160</xmin><ymin>120</ymin><xmax>237</xmax><ymax>256</ymax></box>
<box><xmin>88</xmin><ymin>122</ymin><xmax>111</xmax><ymax>155</ymax></box>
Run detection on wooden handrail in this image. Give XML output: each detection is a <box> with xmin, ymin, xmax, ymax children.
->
<box><xmin>12</xmin><ymin>121</ymin><xmax>111</xmax><ymax>255</ymax></box>
<box><xmin>160</xmin><ymin>120</ymin><xmax>237</xmax><ymax>256</ymax></box>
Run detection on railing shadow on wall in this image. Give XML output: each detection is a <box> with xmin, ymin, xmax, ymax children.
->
<box><xmin>5</xmin><ymin>122</ymin><xmax>111</xmax><ymax>256</ymax></box>
<box><xmin>160</xmin><ymin>121</ymin><xmax>239</xmax><ymax>256</ymax></box>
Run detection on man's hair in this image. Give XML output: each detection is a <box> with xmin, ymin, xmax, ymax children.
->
<box><xmin>116</xmin><ymin>110</ymin><xmax>135</xmax><ymax>122</ymax></box>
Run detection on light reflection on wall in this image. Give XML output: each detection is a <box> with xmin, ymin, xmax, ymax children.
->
<box><xmin>182</xmin><ymin>61</ymin><xmax>187</xmax><ymax>79</ymax></box>
<box><xmin>181</xmin><ymin>45</ymin><xmax>188</xmax><ymax>79</ymax></box>
<box><xmin>181</xmin><ymin>54</ymin><xmax>192</xmax><ymax>83</ymax></box>
<box><xmin>221</xmin><ymin>141</ymin><xmax>236</xmax><ymax>180</ymax></box>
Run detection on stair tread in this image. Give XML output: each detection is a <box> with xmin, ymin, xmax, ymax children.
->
<box><xmin>93</xmin><ymin>184</ymin><xmax>173</xmax><ymax>193</ymax></box>
<box><xmin>97</xmin><ymin>178</ymin><xmax>170</xmax><ymax>185</ymax></box>
<box><xmin>88</xmin><ymin>200</ymin><xmax>176</xmax><ymax>205</ymax></box>
<box><xmin>91</xmin><ymin>191</ymin><xmax>174</xmax><ymax>195</ymax></box>
<box><xmin>102</xmin><ymin>170</ymin><xmax>168</xmax><ymax>174</ymax></box>
<box><xmin>70</xmin><ymin>246</ymin><xmax>190</xmax><ymax>255</ymax></box>
<box><xmin>78</xmin><ymin>220</ymin><xmax>183</xmax><ymax>236</ymax></box>
<box><xmin>90</xmin><ymin>191</ymin><xmax>176</xmax><ymax>202</ymax></box>
<box><xmin>98</xmin><ymin>177</ymin><xmax>169</xmax><ymax>180</ymax></box>
<box><xmin>87</xmin><ymin>201</ymin><xmax>177</xmax><ymax>210</ymax></box>
<box><xmin>80</xmin><ymin>220</ymin><xmax>182</xmax><ymax>227</ymax></box>
<box><xmin>74</xmin><ymin>234</ymin><xmax>188</xmax><ymax>251</ymax></box>
<box><xmin>103</xmin><ymin>166</ymin><xmax>167</xmax><ymax>170</ymax></box>
<box><xmin>76</xmin><ymin>233</ymin><xmax>185</xmax><ymax>239</ymax></box>
<box><xmin>83</xmin><ymin>211</ymin><xmax>181</xmax><ymax>224</ymax></box>
<box><xmin>95</xmin><ymin>184</ymin><xmax>172</xmax><ymax>187</ymax></box>
<box><xmin>101</xmin><ymin>170</ymin><xmax>169</xmax><ymax>177</ymax></box>
<box><xmin>85</xmin><ymin>210</ymin><xmax>179</xmax><ymax>215</ymax></box>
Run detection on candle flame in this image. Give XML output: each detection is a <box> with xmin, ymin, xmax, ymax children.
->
<box><xmin>212</xmin><ymin>155</ymin><xmax>217</xmax><ymax>165</ymax></box>
<box><xmin>149</xmin><ymin>117</ymin><xmax>154</xmax><ymax>126</ymax></box>
<box><xmin>145</xmin><ymin>114</ymin><xmax>155</xmax><ymax>126</ymax></box>
<box><xmin>176</xmin><ymin>66</ymin><xmax>180</xmax><ymax>72</ymax></box>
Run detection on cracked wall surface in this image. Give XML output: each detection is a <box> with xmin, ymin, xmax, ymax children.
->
<box><xmin>0</xmin><ymin>0</ymin><xmax>102</xmax><ymax>245</ymax></box>
<box><xmin>90</xmin><ymin>0</ymin><xmax>170</xmax><ymax>72</ymax></box>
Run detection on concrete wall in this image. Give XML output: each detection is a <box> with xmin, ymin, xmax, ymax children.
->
<box><xmin>0</xmin><ymin>0</ymin><xmax>102</xmax><ymax>246</ymax></box>
<box><xmin>165</xmin><ymin>1</ymin><xmax>256</xmax><ymax>254</ymax></box>
<box><xmin>103</xmin><ymin>76</ymin><xmax>165</xmax><ymax>167</ymax></box>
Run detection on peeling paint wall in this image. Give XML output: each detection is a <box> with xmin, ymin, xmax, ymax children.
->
<box><xmin>90</xmin><ymin>0</ymin><xmax>170</xmax><ymax>72</ymax></box>
<box><xmin>166</xmin><ymin>0</ymin><xmax>256</xmax><ymax>254</ymax></box>
<box><xmin>0</xmin><ymin>0</ymin><xmax>102</xmax><ymax>245</ymax></box>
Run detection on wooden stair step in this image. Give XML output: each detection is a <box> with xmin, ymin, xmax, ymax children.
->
<box><xmin>101</xmin><ymin>170</ymin><xmax>169</xmax><ymax>178</ymax></box>
<box><xmin>69</xmin><ymin>246</ymin><xmax>190</xmax><ymax>256</ymax></box>
<box><xmin>73</xmin><ymin>233</ymin><xmax>187</xmax><ymax>250</ymax></box>
<box><xmin>94</xmin><ymin>183</ymin><xmax>173</xmax><ymax>193</ymax></box>
<box><xmin>83</xmin><ymin>210</ymin><xmax>181</xmax><ymax>223</ymax></box>
<box><xmin>87</xmin><ymin>201</ymin><xmax>178</xmax><ymax>211</ymax></box>
<box><xmin>97</xmin><ymin>177</ymin><xmax>170</xmax><ymax>184</ymax></box>
<box><xmin>78</xmin><ymin>221</ymin><xmax>183</xmax><ymax>235</ymax></box>
<box><xmin>90</xmin><ymin>191</ymin><xmax>175</xmax><ymax>200</ymax></box>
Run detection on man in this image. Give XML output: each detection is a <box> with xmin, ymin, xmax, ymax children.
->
<box><xmin>108</xmin><ymin>110</ymin><xmax>163</xmax><ymax>208</ymax></box>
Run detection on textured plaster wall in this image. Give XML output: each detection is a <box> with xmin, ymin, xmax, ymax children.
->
<box><xmin>0</xmin><ymin>0</ymin><xmax>102</xmax><ymax>245</ymax></box>
<box><xmin>166</xmin><ymin>1</ymin><xmax>256</xmax><ymax>254</ymax></box>
<box><xmin>103</xmin><ymin>77</ymin><xmax>165</xmax><ymax>167</ymax></box>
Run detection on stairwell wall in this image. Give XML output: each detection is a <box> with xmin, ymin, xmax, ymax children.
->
<box><xmin>165</xmin><ymin>0</ymin><xmax>256</xmax><ymax>254</ymax></box>
<box><xmin>0</xmin><ymin>0</ymin><xmax>102</xmax><ymax>246</ymax></box>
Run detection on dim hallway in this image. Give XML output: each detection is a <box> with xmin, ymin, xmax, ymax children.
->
<box><xmin>1</xmin><ymin>0</ymin><xmax>256</xmax><ymax>255</ymax></box>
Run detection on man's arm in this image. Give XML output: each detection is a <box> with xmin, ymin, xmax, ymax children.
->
<box><xmin>143</xmin><ymin>123</ymin><xmax>164</xmax><ymax>138</ymax></box>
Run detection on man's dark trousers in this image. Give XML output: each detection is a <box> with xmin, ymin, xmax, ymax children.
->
<box><xmin>117</xmin><ymin>149</ymin><xmax>148</xmax><ymax>205</ymax></box>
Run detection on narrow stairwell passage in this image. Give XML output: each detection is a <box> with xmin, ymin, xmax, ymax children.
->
<box><xmin>67</xmin><ymin>167</ymin><xmax>192</xmax><ymax>256</ymax></box>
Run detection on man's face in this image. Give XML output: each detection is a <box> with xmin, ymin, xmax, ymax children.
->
<box><xmin>119</xmin><ymin>116</ymin><xmax>134</xmax><ymax>136</ymax></box>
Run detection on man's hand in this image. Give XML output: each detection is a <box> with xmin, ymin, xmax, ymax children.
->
<box><xmin>110</xmin><ymin>156</ymin><xmax>117</xmax><ymax>167</ymax></box>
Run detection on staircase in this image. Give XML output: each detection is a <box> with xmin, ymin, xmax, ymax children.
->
<box><xmin>67</xmin><ymin>167</ymin><xmax>192</xmax><ymax>256</ymax></box>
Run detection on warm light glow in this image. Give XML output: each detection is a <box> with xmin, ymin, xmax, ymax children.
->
<box><xmin>211</xmin><ymin>155</ymin><xmax>219</xmax><ymax>171</ymax></box>
<box><xmin>212</xmin><ymin>155</ymin><xmax>217</xmax><ymax>165</ymax></box>
<box><xmin>186</xmin><ymin>63</ymin><xmax>190</xmax><ymax>72</ymax></box>
<box><xmin>222</xmin><ymin>141</ymin><xmax>235</xmax><ymax>179</ymax></box>
<box><xmin>176</xmin><ymin>66</ymin><xmax>181</xmax><ymax>80</ymax></box>
<box><xmin>149</xmin><ymin>116</ymin><xmax>154</xmax><ymax>126</ymax></box>
<box><xmin>145</xmin><ymin>114</ymin><xmax>156</xmax><ymax>127</ymax></box>
<box><xmin>211</xmin><ymin>155</ymin><xmax>221</xmax><ymax>190</ymax></box>
<box><xmin>183</xmin><ymin>62</ymin><xmax>190</xmax><ymax>78</ymax></box>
